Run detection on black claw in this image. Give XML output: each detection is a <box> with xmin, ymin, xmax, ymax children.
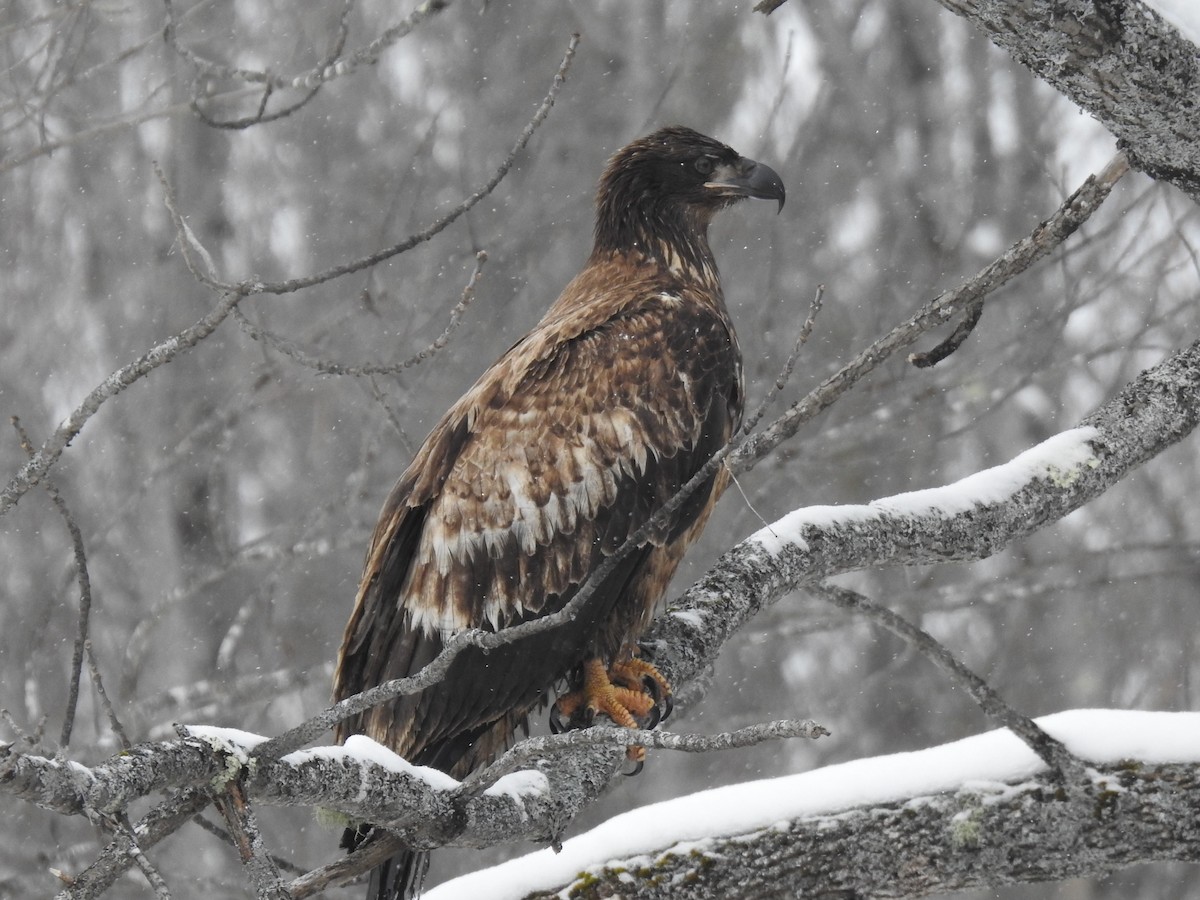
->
<box><xmin>660</xmin><ymin>691</ymin><xmax>674</xmax><ymax>723</ymax></box>
<box><xmin>581</xmin><ymin>706</ymin><xmax>596</xmax><ymax>727</ymax></box>
<box><xmin>549</xmin><ymin>704</ymin><xmax>566</xmax><ymax>734</ymax></box>
<box><xmin>642</xmin><ymin>674</ymin><xmax>661</xmax><ymax>704</ymax></box>
<box><xmin>644</xmin><ymin>701</ymin><xmax>661</xmax><ymax>730</ymax></box>
<box><xmin>622</xmin><ymin>756</ymin><xmax>645</xmax><ymax>777</ymax></box>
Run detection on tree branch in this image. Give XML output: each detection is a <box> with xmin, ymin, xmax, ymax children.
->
<box><xmin>520</xmin><ymin>759</ymin><xmax>1200</xmax><ymax>899</ymax></box>
<box><xmin>932</xmin><ymin>0</ymin><xmax>1200</xmax><ymax>203</ymax></box>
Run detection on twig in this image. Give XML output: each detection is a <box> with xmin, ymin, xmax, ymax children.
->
<box><xmin>58</xmin><ymin>788</ymin><xmax>212</xmax><ymax>900</ymax></box>
<box><xmin>0</xmin><ymin>289</ymin><xmax>247</xmax><ymax>518</ymax></box>
<box><xmin>810</xmin><ymin>582</ymin><xmax>1087</xmax><ymax>782</ymax></box>
<box><xmin>10</xmin><ymin>417</ymin><xmax>94</xmax><ymax>748</ymax></box>
<box><xmin>85</xmin><ymin>642</ymin><xmax>131</xmax><ymax>750</ymax></box>
<box><xmin>247</xmin><ymin>33</ymin><xmax>578</xmax><ymax>297</ymax></box>
<box><xmin>184</xmin><ymin>0</ymin><xmax>352</xmax><ymax>128</ymax></box>
<box><xmin>365</xmin><ymin>376</ymin><xmax>415</xmax><ymax>451</ymax></box>
<box><xmin>164</xmin><ymin>0</ymin><xmax>446</xmax><ymax>95</ymax></box>
<box><xmin>190</xmin><ymin>814</ymin><xmax>307</xmax><ymax>877</ymax></box>
<box><xmin>464</xmin><ymin>719</ymin><xmax>829</xmax><ymax>792</ymax></box>
<box><xmin>741</xmin><ymin>284</ymin><xmax>824</xmax><ymax>436</ymax></box>
<box><xmin>233</xmin><ymin>251</ymin><xmax>487</xmax><ymax>376</ymax></box>
<box><xmin>153</xmin><ymin>161</ymin><xmax>231</xmax><ymax>292</ymax></box>
<box><xmin>112</xmin><ymin>813</ymin><xmax>172</xmax><ymax>900</ymax></box>
<box><xmin>732</xmin><ymin>151</ymin><xmax>1130</xmax><ymax>474</ymax></box>
<box><xmin>910</xmin><ymin>152</ymin><xmax>1132</xmax><ymax>367</ymax></box>
<box><xmin>213</xmin><ymin>780</ymin><xmax>290</xmax><ymax>900</ymax></box>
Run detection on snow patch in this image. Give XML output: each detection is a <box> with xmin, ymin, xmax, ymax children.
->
<box><xmin>185</xmin><ymin>726</ymin><xmax>269</xmax><ymax>760</ymax></box>
<box><xmin>332</xmin><ymin>735</ymin><xmax>461</xmax><ymax>791</ymax></box>
<box><xmin>483</xmin><ymin>769</ymin><xmax>551</xmax><ymax>802</ymax></box>
<box><xmin>668</xmin><ymin>608</ymin><xmax>706</xmax><ymax>629</ymax></box>
<box><xmin>752</xmin><ymin>427</ymin><xmax>1098</xmax><ymax>555</ymax></box>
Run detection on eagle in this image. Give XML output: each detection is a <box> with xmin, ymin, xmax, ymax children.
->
<box><xmin>333</xmin><ymin>125</ymin><xmax>785</xmax><ymax>899</ymax></box>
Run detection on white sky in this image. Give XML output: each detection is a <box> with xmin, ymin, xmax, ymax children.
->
<box><xmin>427</xmin><ymin>709</ymin><xmax>1200</xmax><ymax>899</ymax></box>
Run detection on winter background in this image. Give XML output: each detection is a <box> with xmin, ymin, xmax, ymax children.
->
<box><xmin>2</xmin><ymin>0</ymin><xmax>1200</xmax><ymax>897</ymax></box>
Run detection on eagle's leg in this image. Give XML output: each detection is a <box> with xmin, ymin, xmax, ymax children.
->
<box><xmin>551</xmin><ymin>656</ymin><xmax>672</xmax><ymax>765</ymax></box>
<box><xmin>608</xmin><ymin>656</ymin><xmax>673</xmax><ymax>724</ymax></box>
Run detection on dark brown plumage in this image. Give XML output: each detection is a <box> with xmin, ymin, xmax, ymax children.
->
<box><xmin>333</xmin><ymin>125</ymin><xmax>784</xmax><ymax>899</ymax></box>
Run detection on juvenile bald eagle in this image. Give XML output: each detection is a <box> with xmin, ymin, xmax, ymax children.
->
<box><xmin>334</xmin><ymin>125</ymin><xmax>785</xmax><ymax>899</ymax></box>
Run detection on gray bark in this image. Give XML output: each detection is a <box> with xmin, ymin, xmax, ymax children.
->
<box><xmin>529</xmin><ymin>763</ymin><xmax>1200</xmax><ymax>899</ymax></box>
<box><xmin>933</xmin><ymin>0</ymin><xmax>1200</xmax><ymax>202</ymax></box>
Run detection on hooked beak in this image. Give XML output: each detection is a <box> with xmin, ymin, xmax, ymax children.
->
<box><xmin>706</xmin><ymin>157</ymin><xmax>786</xmax><ymax>212</ymax></box>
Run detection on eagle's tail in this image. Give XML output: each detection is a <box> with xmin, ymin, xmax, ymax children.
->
<box><xmin>367</xmin><ymin>850</ymin><xmax>430</xmax><ymax>900</ymax></box>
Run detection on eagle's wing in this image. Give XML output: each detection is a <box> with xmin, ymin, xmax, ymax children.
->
<box><xmin>334</xmin><ymin>278</ymin><xmax>741</xmax><ymax>776</ymax></box>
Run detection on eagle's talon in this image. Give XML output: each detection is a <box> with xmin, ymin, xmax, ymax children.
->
<box><xmin>642</xmin><ymin>673</ymin><xmax>661</xmax><ymax>705</ymax></box>
<box><xmin>659</xmin><ymin>690</ymin><xmax>674</xmax><ymax>724</ymax></box>
<box><xmin>643</xmin><ymin>700</ymin><xmax>661</xmax><ymax>730</ymax></box>
<box><xmin>622</xmin><ymin>755</ymin><xmax>645</xmax><ymax>777</ymax></box>
<box><xmin>549</xmin><ymin>705</ymin><xmax>567</xmax><ymax>734</ymax></box>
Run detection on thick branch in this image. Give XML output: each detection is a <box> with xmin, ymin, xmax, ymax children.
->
<box><xmin>934</xmin><ymin>0</ymin><xmax>1200</xmax><ymax>203</ymax></box>
<box><xmin>527</xmin><ymin>762</ymin><xmax>1200</xmax><ymax>899</ymax></box>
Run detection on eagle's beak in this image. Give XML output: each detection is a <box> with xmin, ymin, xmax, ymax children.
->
<box><xmin>706</xmin><ymin>157</ymin><xmax>786</xmax><ymax>212</ymax></box>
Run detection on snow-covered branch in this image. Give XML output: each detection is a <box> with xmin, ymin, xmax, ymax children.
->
<box><xmin>428</xmin><ymin>710</ymin><xmax>1200</xmax><ymax>900</ymax></box>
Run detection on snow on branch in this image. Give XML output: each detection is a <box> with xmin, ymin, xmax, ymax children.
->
<box><xmin>432</xmin><ymin>709</ymin><xmax>1200</xmax><ymax>900</ymax></box>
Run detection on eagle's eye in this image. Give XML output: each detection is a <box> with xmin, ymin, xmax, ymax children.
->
<box><xmin>693</xmin><ymin>156</ymin><xmax>715</xmax><ymax>176</ymax></box>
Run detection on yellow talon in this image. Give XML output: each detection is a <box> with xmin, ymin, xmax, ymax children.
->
<box><xmin>552</xmin><ymin>656</ymin><xmax>673</xmax><ymax>764</ymax></box>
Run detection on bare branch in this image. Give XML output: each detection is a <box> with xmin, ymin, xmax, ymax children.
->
<box><xmin>809</xmin><ymin>583</ymin><xmax>1085</xmax><ymax>781</ymax></box>
<box><xmin>233</xmin><ymin>250</ymin><xmax>488</xmax><ymax>376</ymax></box>
<box><xmin>0</xmin><ymin>289</ymin><xmax>246</xmax><ymax>518</ymax></box>
<box><xmin>111</xmin><ymin>814</ymin><xmax>172</xmax><ymax>900</ymax></box>
<box><xmin>10</xmin><ymin>417</ymin><xmax>98</xmax><ymax>748</ymax></box>
<box><xmin>163</xmin><ymin>0</ymin><xmax>447</xmax><ymax>96</ymax></box>
<box><xmin>465</xmin><ymin>719</ymin><xmax>829</xmax><ymax>792</ymax></box>
<box><xmin>213</xmin><ymin>780</ymin><xmax>289</xmax><ymax>900</ymax></box>
<box><xmin>741</xmin><ymin>283</ymin><xmax>824</xmax><ymax>436</ymax></box>
<box><xmin>733</xmin><ymin>150</ymin><xmax>1130</xmax><ymax>472</ymax></box>
<box><xmin>910</xmin><ymin>152</ymin><xmax>1132</xmax><ymax>367</ymax></box>
<box><xmin>85</xmin><ymin>642</ymin><xmax>131</xmax><ymax>751</ymax></box>
<box><xmin>649</xmin><ymin>337</ymin><xmax>1200</xmax><ymax>711</ymax></box>
<box><xmin>248</xmin><ymin>34</ymin><xmax>579</xmax><ymax>298</ymax></box>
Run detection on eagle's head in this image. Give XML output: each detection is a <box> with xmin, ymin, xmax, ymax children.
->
<box><xmin>592</xmin><ymin>125</ymin><xmax>785</xmax><ymax>271</ymax></box>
